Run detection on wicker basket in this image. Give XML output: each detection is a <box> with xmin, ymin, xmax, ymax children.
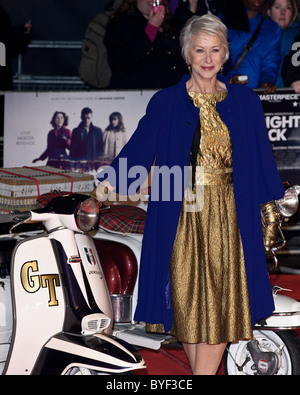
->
<box><xmin>0</xmin><ymin>166</ymin><xmax>94</xmax><ymax>213</ymax></box>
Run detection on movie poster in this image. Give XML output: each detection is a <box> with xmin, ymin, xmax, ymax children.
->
<box><xmin>3</xmin><ymin>90</ymin><xmax>156</xmax><ymax>178</ymax></box>
<box><xmin>258</xmin><ymin>89</ymin><xmax>300</xmax><ymax>184</ymax></box>
<box><xmin>4</xmin><ymin>89</ymin><xmax>300</xmax><ymax>186</ymax></box>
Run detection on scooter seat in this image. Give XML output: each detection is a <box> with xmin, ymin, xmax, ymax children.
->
<box><xmin>99</xmin><ymin>205</ymin><xmax>146</xmax><ymax>234</ymax></box>
<box><xmin>37</xmin><ymin>191</ymin><xmax>146</xmax><ymax>234</ymax></box>
<box><xmin>36</xmin><ymin>190</ymin><xmax>73</xmax><ymax>208</ymax></box>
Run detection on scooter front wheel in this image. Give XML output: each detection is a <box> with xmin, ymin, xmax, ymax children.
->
<box><xmin>65</xmin><ymin>367</ymin><xmax>97</xmax><ymax>375</ymax></box>
<box><xmin>224</xmin><ymin>330</ymin><xmax>300</xmax><ymax>375</ymax></box>
<box><xmin>64</xmin><ymin>367</ymin><xmax>135</xmax><ymax>375</ymax></box>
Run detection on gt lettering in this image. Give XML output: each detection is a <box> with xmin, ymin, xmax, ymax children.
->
<box><xmin>21</xmin><ymin>260</ymin><xmax>60</xmax><ymax>306</ymax></box>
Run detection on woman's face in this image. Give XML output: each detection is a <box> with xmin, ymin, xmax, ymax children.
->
<box><xmin>137</xmin><ymin>0</ymin><xmax>155</xmax><ymax>17</ymax></box>
<box><xmin>242</xmin><ymin>0</ymin><xmax>266</xmax><ymax>12</ymax></box>
<box><xmin>187</xmin><ymin>33</ymin><xmax>225</xmax><ymax>80</ymax></box>
<box><xmin>111</xmin><ymin>116</ymin><xmax>119</xmax><ymax>128</ymax></box>
<box><xmin>54</xmin><ymin>113</ymin><xmax>64</xmax><ymax>129</ymax></box>
<box><xmin>268</xmin><ymin>0</ymin><xmax>294</xmax><ymax>29</ymax></box>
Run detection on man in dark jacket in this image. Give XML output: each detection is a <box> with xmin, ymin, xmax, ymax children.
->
<box><xmin>70</xmin><ymin>107</ymin><xmax>104</xmax><ymax>160</ymax></box>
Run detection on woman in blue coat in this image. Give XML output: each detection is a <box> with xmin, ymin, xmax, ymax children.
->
<box><xmin>95</xmin><ymin>15</ymin><xmax>284</xmax><ymax>375</ymax></box>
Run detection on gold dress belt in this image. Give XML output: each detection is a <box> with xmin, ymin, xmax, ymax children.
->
<box><xmin>196</xmin><ymin>167</ymin><xmax>233</xmax><ymax>186</ymax></box>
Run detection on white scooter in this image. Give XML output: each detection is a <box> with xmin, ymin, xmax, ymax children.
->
<box><xmin>223</xmin><ymin>185</ymin><xmax>300</xmax><ymax>375</ymax></box>
<box><xmin>91</xmin><ymin>186</ymin><xmax>300</xmax><ymax>375</ymax></box>
<box><xmin>0</xmin><ymin>193</ymin><xmax>145</xmax><ymax>375</ymax></box>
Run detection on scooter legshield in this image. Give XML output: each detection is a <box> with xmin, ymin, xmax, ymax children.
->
<box><xmin>75</xmin><ymin>233</ymin><xmax>113</xmax><ymax>324</ymax></box>
<box><xmin>0</xmin><ymin>277</ymin><xmax>12</xmax><ymax>374</ymax></box>
<box><xmin>4</xmin><ymin>235</ymin><xmax>65</xmax><ymax>375</ymax></box>
<box><xmin>31</xmin><ymin>332</ymin><xmax>146</xmax><ymax>375</ymax></box>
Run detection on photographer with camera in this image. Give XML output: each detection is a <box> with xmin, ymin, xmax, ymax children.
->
<box><xmin>104</xmin><ymin>0</ymin><xmax>187</xmax><ymax>89</ymax></box>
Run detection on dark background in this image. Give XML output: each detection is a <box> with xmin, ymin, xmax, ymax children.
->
<box><xmin>0</xmin><ymin>0</ymin><xmax>111</xmax><ymax>80</ymax></box>
<box><xmin>1</xmin><ymin>0</ymin><xmax>110</xmax><ymax>39</ymax></box>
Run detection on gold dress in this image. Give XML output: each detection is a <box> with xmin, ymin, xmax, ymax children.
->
<box><xmin>148</xmin><ymin>91</ymin><xmax>253</xmax><ymax>345</ymax></box>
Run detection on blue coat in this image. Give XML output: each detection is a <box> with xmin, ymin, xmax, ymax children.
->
<box><xmin>98</xmin><ymin>75</ymin><xmax>285</xmax><ymax>331</ymax></box>
<box><xmin>224</xmin><ymin>12</ymin><xmax>282</xmax><ymax>89</ymax></box>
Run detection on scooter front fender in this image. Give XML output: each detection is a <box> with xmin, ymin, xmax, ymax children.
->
<box><xmin>255</xmin><ymin>293</ymin><xmax>300</xmax><ymax>329</ymax></box>
<box><xmin>32</xmin><ymin>332</ymin><xmax>146</xmax><ymax>375</ymax></box>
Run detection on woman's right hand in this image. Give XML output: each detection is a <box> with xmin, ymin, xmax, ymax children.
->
<box><xmin>149</xmin><ymin>4</ymin><xmax>165</xmax><ymax>28</ymax></box>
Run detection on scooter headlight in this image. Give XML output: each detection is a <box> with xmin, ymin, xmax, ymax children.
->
<box><xmin>75</xmin><ymin>198</ymin><xmax>100</xmax><ymax>232</ymax></box>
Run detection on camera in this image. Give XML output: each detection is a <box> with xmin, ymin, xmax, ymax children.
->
<box><xmin>153</xmin><ymin>0</ymin><xmax>161</xmax><ymax>13</ymax></box>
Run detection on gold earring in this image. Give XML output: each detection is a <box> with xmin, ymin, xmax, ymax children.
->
<box><xmin>187</xmin><ymin>63</ymin><xmax>192</xmax><ymax>74</ymax></box>
<box><xmin>220</xmin><ymin>66</ymin><xmax>223</xmax><ymax>76</ymax></box>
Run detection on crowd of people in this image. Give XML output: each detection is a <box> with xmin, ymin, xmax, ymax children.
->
<box><xmin>2</xmin><ymin>0</ymin><xmax>300</xmax><ymax>93</ymax></box>
<box><xmin>103</xmin><ymin>0</ymin><xmax>300</xmax><ymax>92</ymax></box>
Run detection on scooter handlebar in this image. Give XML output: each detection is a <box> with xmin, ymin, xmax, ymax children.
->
<box><xmin>0</xmin><ymin>211</ymin><xmax>31</xmax><ymax>224</ymax></box>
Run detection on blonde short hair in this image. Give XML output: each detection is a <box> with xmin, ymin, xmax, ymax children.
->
<box><xmin>180</xmin><ymin>14</ymin><xmax>230</xmax><ymax>64</ymax></box>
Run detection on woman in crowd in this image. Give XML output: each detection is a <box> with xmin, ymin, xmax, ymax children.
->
<box><xmin>104</xmin><ymin>0</ymin><xmax>187</xmax><ymax>89</ymax></box>
<box><xmin>263</xmin><ymin>0</ymin><xmax>300</xmax><ymax>87</ymax></box>
<box><xmin>94</xmin><ymin>14</ymin><xmax>284</xmax><ymax>374</ymax></box>
<box><xmin>102</xmin><ymin>112</ymin><xmax>127</xmax><ymax>162</ymax></box>
<box><xmin>32</xmin><ymin>111</ymin><xmax>72</xmax><ymax>167</ymax></box>
<box><xmin>222</xmin><ymin>0</ymin><xmax>282</xmax><ymax>92</ymax></box>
